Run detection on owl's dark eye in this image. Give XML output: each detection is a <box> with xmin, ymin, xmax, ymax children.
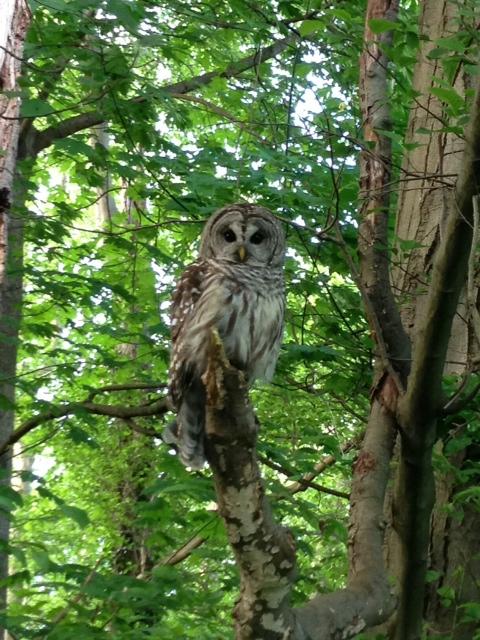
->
<box><xmin>250</xmin><ymin>230</ymin><xmax>265</xmax><ymax>245</ymax></box>
<box><xmin>223</xmin><ymin>229</ymin><xmax>236</xmax><ymax>242</ymax></box>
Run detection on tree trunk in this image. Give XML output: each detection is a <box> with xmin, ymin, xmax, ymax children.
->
<box><xmin>0</xmin><ymin>3</ymin><xmax>30</xmax><ymax>637</ymax></box>
<box><xmin>0</xmin><ymin>0</ymin><xmax>30</xmax><ymax>286</ymax></box>
<box><xmin>388</xmin><ymin>1</ymin><xmax>480</xmax><ymax>637</ymax></box>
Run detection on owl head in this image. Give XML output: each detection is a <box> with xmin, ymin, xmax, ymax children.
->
<box><xmin>199</xmin><ymin>203</ymin><xmax>285</xmax><ymax>267</ymax></box>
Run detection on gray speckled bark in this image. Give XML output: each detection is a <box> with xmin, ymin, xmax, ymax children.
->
<box><xmin>203</xmin><ymin>332</ymin><xmax>396</xmax><ymax>639</ymax></box>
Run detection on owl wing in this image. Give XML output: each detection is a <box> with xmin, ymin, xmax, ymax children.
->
<box><xmin>169</xmin><ymin>260</ymin><xmax>208</xmax><ymax>407</ymax></box>
<box><xmin>171</xmin><ymin>261</ymin><xmax>206</xmax><ymax>342</ymax></box>
<box><xmin>168</xmin><ymin>259</ymin><xmax>224</xmax><ymax>469</ymax></box>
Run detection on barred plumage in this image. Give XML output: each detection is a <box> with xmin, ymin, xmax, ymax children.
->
<box><xmin>166</xmin><ymin>204</ymin><xmax>286</xmax><ymax>469</ymax></box>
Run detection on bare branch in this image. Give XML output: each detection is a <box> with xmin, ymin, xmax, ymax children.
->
<box><xmin>84</xmin><ymin>381</ymin><xmax>166</xmax><ymax>401</ymax></box>
<box><xmin>284</xmin><ymin>437</ymin><xmax>360</xmax><ymax>495</ymax></box>
<box><xmin>160</xmin><ymin>535</ymin><xmax>207</xmax><ymax>567</ymax></box>
<box><xmin>0</xmin><ymin>394</ymin><xmax>170</xmax><ymax>456</ymax></box>
<box><xmin>169</xmin><ymin>93</ymin><xmax>266</xmax><ymax>142</ymax></box>
<box><xmin>258</xmin><ymin>453</ymin><xmax>350</xmax><ymax>499</ymax></box>
<box><xmin>443</xmin><ymin>379</ymin><xmax>480</xmax><ymax>415</ymax></box>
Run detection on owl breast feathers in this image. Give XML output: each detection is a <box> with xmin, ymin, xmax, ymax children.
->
<box><xmin>166</xmin><ymin>203</ymin><xmax>286</xmax><ymax>469</ymax></box>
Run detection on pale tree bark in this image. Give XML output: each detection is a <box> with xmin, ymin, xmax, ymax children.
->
<box><xmin>392</xmin><ymin>0</ymin><xmax>472</xmax><ymax>366</ymax></box>
<box><xmin>0</xmin><ymin>3</ymin><xmax>30</xmax><ymax>637</ymax></box>
<box><xmin>0</xmin><ymin>0</ymin><xmax>30</xmax><ymax>284</ymax></box>
<box><xmin>90</xmin><ymin>124</ymin><xmax>119</xmax><ymax>224</ymax></box>
<box><xmin>0</xmin><ymin>0</ymin><xmax>29</xmax><ymax>183</ymax></box>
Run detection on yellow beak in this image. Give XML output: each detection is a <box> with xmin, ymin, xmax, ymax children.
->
<box><xmin>238</xmin><ymin>246</ymin><xmax>247</xmax><ymax>262</ymax></box>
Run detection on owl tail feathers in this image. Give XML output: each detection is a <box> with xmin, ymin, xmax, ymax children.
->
<box><xmin>162</xmin><ymin>389</ymin><xmax>205</xmax><ymax>469</ymax></box>
<box><xmin>162</xmin><ymin>419</ymin><xmax>206</xmax><ymax>470</ymax></box>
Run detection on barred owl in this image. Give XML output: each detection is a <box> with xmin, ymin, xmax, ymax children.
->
<box><xmin>165</xmin><ymin>203</ymin><xmax>286</xmax><ymax>469</ymax></box>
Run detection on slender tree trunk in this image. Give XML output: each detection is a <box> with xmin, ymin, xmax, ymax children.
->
<box><xmin>0</xmin><ymin>0</ymin><xmax>30</xmax><ymax>285</ymax></box>
<box><xmin>0</xmin><ymin>3</ymin><xmax>30</xmax><ymax>637</ymax></box>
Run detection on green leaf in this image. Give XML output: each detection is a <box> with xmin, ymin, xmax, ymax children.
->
<box><xmin>36</xmin><ymin>486</ymin><xmax>90</xmax><ymax>529</ymax></box>
<box><xmin>426</xmin><ymin>570</ymin><xmax>442</xmax><ymax>583</ymax></box>
<box><xmin>1</xmin><ymin>569</ymin><xmax>30</xmax><ymax>587</ymax></box>
<box><xmin>426</xmin><ymin>47</ymin><xmax>448</xmax><ymax>60</ymax></box>
<box><xmin>299</xmin><ymin>20</ymin><xmax>324</xmax><ymax>36</ymax></box>
<box><xmin>30</xmin><ymin>0</ymin><xmax>69</xmax><ymax>11</ymax></box>
<box><xmin>0</xmin><ymin>486</ymin><xmax>23</xmax><ymax>512</ymax></box>
<box><xmin>20</xmin><ymin>99</ymin><xmax>52</xmax><ymax>117</ymax></box>
<box><xmin>430</xmin><ymin>86</ymin><xmax>464</xmax><ymax>112</ymax></box>
<box><xmin>137</xmin><ymin>34</ymin><xmax>167</xmax><ymax>47</ymax></box>
<box><xmin>368</xmin><ymin>18</ymin><xmax>400</xmax><ymax>34</ymax></box>
<box><xmin>453</xmin><ymin>486</ymin><xmax>480</xmax><ymax>505</ymax></box>
<box><xmin>59</xmin><ymin>504</ymin><xmax>90</xmax><ymax>529</ymax></box>
<box><xmin>66</xmin><ymin>425</ymin><xmax>99</xmax><ymax>449</ymax></box>
<box><xmin>106</xmin><ymin>0</ymin><xmax>141</xmax><ymax>33</ymax></box>
<box><xmin>281</xmin><ymin>344</ymin><xmax>340</xmax><ymax>364</ymax></box>
<box><xmin>437</xmin><ymin>35</ymin><xmax>468</xmax><ymax>52</ymax></box>
<box><xmin>31</xmin><ymin>548</ymin><xmax>52</xmax><ymax>572</ymax></box>
<box><xmin>397</xmin><ymin>238</ymin><xmax>425</xmax><ymax>251</ymax></box>
<box><xmin>459</xmin><ymin>602</ymin><xmax>480</xmax><ymax>622</ymax></box>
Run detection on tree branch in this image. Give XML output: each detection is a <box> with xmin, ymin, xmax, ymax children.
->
<box><xmin>357</xmin><ymin>0</ymin><xmax>410</xmax><ymax>395</ymax></box>
<box><xmin>27</xmin><ymin>33</ymin><xmax>304</xmax><ymax>158</ymax></box>
<box><xmin>203</xmin><ymin>331</ymin><xmax>298</xmax><ymax>639</ymax></box>
<box><xmin>467</xmin><ymin>195</ymin><xmax>480</xmax><ymax>346</ymax></box>
<box><xmin>160</xmin><ymin>534</ymin><xmax>207</xmax><ymax>567</ymax></box>
<box><xmin>258</xmin><ymin>453</ymin><xmax>350</xmax><ymax>499</ymax></box>
<box><xmin>283</xmin><ymin>437</ymin><xmax>360</xmax><ymax>494</ymax></box>
<box><xmin>169</xmin><ymin>93</ymin><xmax>266</xmax><ymax>142</ymax></box>
<box><xmin>159</xmin><ymin>535</ymin><xmax>207</xmax><ymax>566</ymax></box>
<box><xmin>443</xmin><ymin>379</ymin><xmax>480</xmax><ymax>415</ymax></box>
<box><xmin>201</xmin><ymin>329</ymin><xmax>395</xmax><ymax>639</ymax></box>
<box><xmin>0</xmin><ymin>395</ymin><xmax>170</xmax><ymax>456</ymax></box>
<box><xmin>84</xmin><ymin>381</ymin><xmax>166</xmax><ymax>401</ymax></box>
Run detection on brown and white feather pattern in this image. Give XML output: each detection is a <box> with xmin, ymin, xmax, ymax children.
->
<box><xmin>166</xmin><ymin>203</ymin><xmax>286</xmax><ymax>469</ymax></box>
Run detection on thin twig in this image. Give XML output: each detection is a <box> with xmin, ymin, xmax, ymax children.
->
<box><xmin>443</xmin><ymin>379</ymin><xmax>480</xmax><ymax>415</ymax></box>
